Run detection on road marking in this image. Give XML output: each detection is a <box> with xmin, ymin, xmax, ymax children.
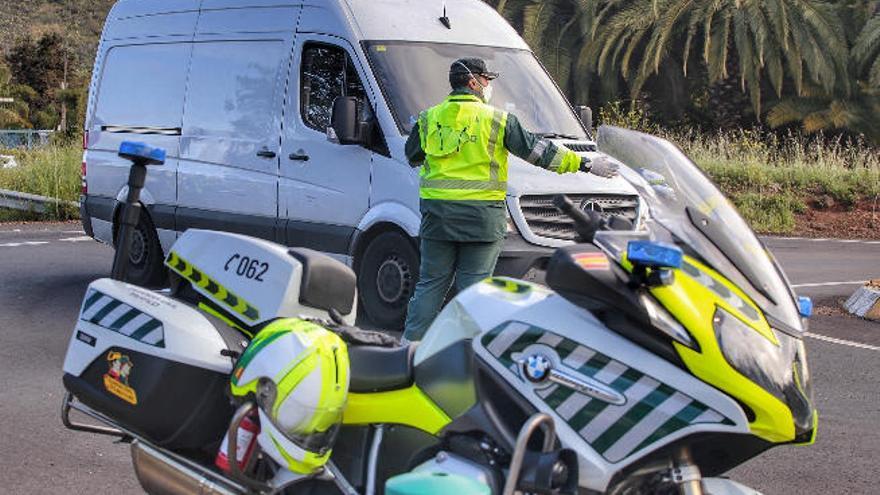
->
<box><xmin>768</xmin><ymin>236</ymin><xmax>880</xmax><ymax>244</ymax></box>
<box><xmin>0</xmin><ymin>241</ymin><xmax>50</xmax><ymax>247</ymax></box>
<box><xmin>806</xmin><ymin>333</ymin><xmax>880</xmax><ymax>352</ymax></box>
<box><xmin>792</xmin><ymin>280</ymin><xmax>868</xmax><ymax>288</ymax></box>
<box><xmin>59</xmin><ymin>236</ymin><xmax>92</xmax><ymax>242</ymax></box>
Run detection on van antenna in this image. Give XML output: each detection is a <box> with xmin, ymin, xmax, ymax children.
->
<box><xmin>439</xmin><ymin>1</ymin><xmax>451</xmax><ymax>29</ymax></box>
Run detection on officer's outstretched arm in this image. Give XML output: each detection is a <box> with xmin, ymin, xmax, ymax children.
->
<box><xmin>504</xmin><ymin>114</ymin><xmax>581</xmax><ymax>174</ymax></box>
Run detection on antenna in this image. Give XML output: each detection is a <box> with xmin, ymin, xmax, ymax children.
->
<box><xmin>439</xmin><ymin>0</ymin><xmax>451</xmax><ymax>29</ymax></box>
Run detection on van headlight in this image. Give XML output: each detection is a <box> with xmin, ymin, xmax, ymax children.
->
<box><xmin>713</xmin><ymin>307</ymin><xmax>814</xmax><ymax>432</ymax></box>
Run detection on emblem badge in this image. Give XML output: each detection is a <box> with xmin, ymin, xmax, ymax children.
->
<box><xmin>523</xmin><ymin>354</ymin><xmax>552</xmax><ymax>382</ymax></box>
<box><xmin>103</xmin><ymin>351</ymin><xmax>138</xmax><ymax>405</ymax></box>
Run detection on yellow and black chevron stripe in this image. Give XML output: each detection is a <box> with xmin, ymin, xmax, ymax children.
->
<box><xmin>165</xmin><ymin>251</ymin><xmax>260</xmax><ymax>322</ymax></box>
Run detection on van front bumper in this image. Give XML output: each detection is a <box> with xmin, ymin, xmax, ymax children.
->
<box><xmin>495</xmin><ymin>232</ymin><xmax>554</xmax><ymax>282</ymax></box>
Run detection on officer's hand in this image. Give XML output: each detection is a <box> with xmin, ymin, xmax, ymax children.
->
<box><xmin>586</xmin><ymin>156</ymin><xmax>619</xmax><ymax>178</ymax></box>
<box><xmin>555</xmin><ymin>158</ymin><xmax>580</xmax><ymax>174</ymax></box>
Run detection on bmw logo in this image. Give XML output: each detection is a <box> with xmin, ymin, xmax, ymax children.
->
<box><xmin>523</xmin><ymin>354</ymin><xmax>552</xmax><ymax>382</ymax></box>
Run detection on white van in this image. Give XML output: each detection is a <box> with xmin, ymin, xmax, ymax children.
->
<box><xmin>80</xmin><ymin>0</ymin><xmax>641</xmax><ymax>328</ymax></box>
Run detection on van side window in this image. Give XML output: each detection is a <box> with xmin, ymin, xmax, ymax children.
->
<box><xmin>95</xmin><ymin>44</ymin><xmax>190</xmax><ymax>128</ymax></box>
<box><xmin>300</xmin><ymin>43</ymin><xmax>366</xmax><ymax>132</ymax></box>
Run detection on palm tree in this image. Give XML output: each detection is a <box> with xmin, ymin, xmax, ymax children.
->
<box><xmin>853</xmin><ymin>6</ymin><xmax>880</xmax><ymax>86</ymax></box>
<box><xmin>576</xmin><ymin>0</ymin><xmax>850</xmax><ymax>116</ymax></box>
<box><xmin>767</xmin><ymin>2</ymin><xmax>880</xmax><ymax>142</ymax></box>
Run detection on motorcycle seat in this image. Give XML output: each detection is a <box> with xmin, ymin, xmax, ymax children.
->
<box><xmin>348</xmin><ymin>344</ymin><xmax>416</xmax><ymax>393</ymax></box>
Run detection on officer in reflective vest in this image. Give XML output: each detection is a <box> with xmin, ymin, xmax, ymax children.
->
<box><xmin>402</xmin><ymin>58</ymin><xmax>619</xmax><ymax>341</ymax></box>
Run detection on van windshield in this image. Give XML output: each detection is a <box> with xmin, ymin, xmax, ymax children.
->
<box><xmin>364</xmin><ymin>41</ymin><xmax>587</xmax><ymax>139</ymax></box>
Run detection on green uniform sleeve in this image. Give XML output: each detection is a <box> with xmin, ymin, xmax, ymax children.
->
<box><xmin>405</xmin><ymin>120</ymin><xmax>426</xmax><ymax>167</ymax></box>
<box><xmin>503</xmin><ymin>113</ymin><xmax>581</xmax><ymax>172</ymax></box>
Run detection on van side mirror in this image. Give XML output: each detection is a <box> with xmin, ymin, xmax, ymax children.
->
<box><xmin>330</xmin><ymin>96</ymin><xmax>371</xmax><ymax>146</ymax></box>
<box><xmin>575</xmin><ymin>105</ymin><xmax>593</xmax><ymax>131</ymax></box>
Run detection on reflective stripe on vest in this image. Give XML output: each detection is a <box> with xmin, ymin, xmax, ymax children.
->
<box><xmin>418</xmin><ymin>94</ymin><xmax>509</xmax><ymax>201</ymax></box>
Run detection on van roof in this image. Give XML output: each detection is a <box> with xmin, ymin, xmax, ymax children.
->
<box><xmin>344</xmin><ymin>0</ymin><xmax>528</xmax><ymax>49</ymax></box>
<box><xmin>106</xmin><ymin>0</ymin><xmax>528</xmax><ymax>50</ymax></box>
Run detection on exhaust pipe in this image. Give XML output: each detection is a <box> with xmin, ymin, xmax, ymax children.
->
<box><xmin>131</xmin><ymin>440</ymin><xmax>244</xmax><ymax>495</ymax></box>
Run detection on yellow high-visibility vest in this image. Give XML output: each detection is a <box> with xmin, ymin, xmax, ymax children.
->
<box><xmin>418</xmin><ymin>94</ymin><xmax>509</xmax><ymax>201</ymax></box>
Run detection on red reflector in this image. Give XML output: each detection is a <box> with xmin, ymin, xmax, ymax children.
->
<box><xmin>81</xmin><ymin>159</ymin><xmax>87</xmax><ymax>195</ymax></box>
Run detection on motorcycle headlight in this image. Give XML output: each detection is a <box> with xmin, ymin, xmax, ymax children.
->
<box><xmin>713</xmin><ymin>307</ymin><xmax>814</xmax><ymax>434</ymax></box>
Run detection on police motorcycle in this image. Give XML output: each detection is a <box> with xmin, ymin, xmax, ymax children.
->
<box><xmin>60</xmin><ymin>125</ymin><xmax>816</xmax><ymax>495</ymax></box>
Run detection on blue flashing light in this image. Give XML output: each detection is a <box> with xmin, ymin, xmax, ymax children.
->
<box><xmin>626</xmin><ymin>240</ymin><xmax>683</xmax><ymax>269</ymax></box>
<box><xmin>118</xmin><ymin>141</ymin><xmax>166</xmax><ymax>165</ymax></box>
<box><xmin>798</xmin><ymin>296</ymin><xmax>813</xmax><ymax>318</ymax></box>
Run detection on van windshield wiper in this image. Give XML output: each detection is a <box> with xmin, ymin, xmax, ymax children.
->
<box><xmin>536</xmin><ymin>132</ymin><xmax>581</xmax><ymax>140</ymax></box>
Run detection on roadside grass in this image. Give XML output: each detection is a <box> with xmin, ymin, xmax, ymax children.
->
<box><xmin>0</xmin><ymin>143</ymin><xmax>81</xmax><ymax>221</ymax></box>
<box><xmin>678</xmin><ymin>129</ymin><xmax>880</xmax><ymax>233</ymax></box>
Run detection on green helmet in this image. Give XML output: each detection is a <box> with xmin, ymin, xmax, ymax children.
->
<box><xmin>230</xmin><ymin>318</ymin><xmax>350</xmax><ymax>474</ymax></box>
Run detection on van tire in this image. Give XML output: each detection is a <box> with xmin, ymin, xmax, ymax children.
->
<box><xmin>357</xmin><ymin>231</ymin><xmax>419</xmax><ymax>331</ymax></box>
<box><xmin>116</xmin><ymin>210</ymin><xmax>166</xmax><ymax>288</ymax></box>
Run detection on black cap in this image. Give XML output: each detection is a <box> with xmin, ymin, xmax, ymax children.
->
<box><xmin>449</xmin><ymin>58</ymin><xmax>499</xmax><ymax>80</ymax></box>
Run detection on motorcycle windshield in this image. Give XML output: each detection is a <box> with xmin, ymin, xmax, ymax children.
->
<box><xmin>596</xmin><ymin>126</ymin><xmax>803</xmax><ymax>333</ymax></box>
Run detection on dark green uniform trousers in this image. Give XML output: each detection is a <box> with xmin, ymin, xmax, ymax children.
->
<box><xmin>403</xmin><ymin>238</ymin><xmax>503</xmax><ymax>340</ymax></box>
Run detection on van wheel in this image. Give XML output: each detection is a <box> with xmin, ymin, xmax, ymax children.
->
<box><xmin>116</xmin><ymin>211</ymin><xmax>166</xmax><ymax>288</ymax></box>
<box><xmin>358</xmin><ymin>231</ymin><xmax>419</xmax><ymax>331</ymax></box>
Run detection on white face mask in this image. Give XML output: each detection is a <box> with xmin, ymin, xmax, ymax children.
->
<box><xmin>479</xmin><ymin>81</ymin><xmax>493</xmax><ymax>103</ymax></box>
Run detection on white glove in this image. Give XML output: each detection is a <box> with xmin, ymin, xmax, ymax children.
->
<box><xmin>586</xmin><ymin>155</ymin><xmax>619</xmax><ymax>178</ymax></box>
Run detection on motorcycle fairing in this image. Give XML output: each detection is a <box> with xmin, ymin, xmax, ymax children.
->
<box><xmin>647</xmin><ymin>254</ymin><xmax>812</xmax><ymax>443</ymax></box>
<box><xmin>452</xmin><ymin>279</ymin><xmax>749</xmax><ymax>491</ymax></box>
<box><xmin>479</xmin><ymin>322</ymin><xmax>737</xmax><ymax>464</ymax></box>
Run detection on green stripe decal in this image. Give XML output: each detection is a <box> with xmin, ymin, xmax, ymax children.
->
<box><xmin>109</xmin><ymin>308</ymin><xmax>141</xmax><ymax>330</ymax></box>
<box><xmin>555</xmin><ymin>338</ymin><xmax>578</xmax><ymax>360</ymax></box>
<box><xmin>577</xmin><ymin>353</ymin><xmax>612</xmax><ymax>378</ymax></box>
<box><xmin>544</xmin><ymin>386</ymin><xmax>576</xmax><ymax>409</ymax></box>
<box><xmin>593</xmin><ymin>384</ymin><xmax>676</xmax><ymax>454</ymax></box>
<box><xmin>129</xmin><ymin>319</ymin><xmax>162</xmax><ymax>341</ymax></box>
<box><xmin>90</xmin><ymin>299</ymin><xmax>122</xmax><ymax>323</ymax></box>
<box><xmin>83</xmin><ymin>291</ymin><xmax>103</xmax><ymax>311</ymax></box>
<box><xmin>631</xmin><ymin>402</ymin><xmax>708</xmax><ymax>454</ymax></box>
<box><xmin>568</xmin><ymin>368</ymin><xmax>643</xmax><ymax>430</ymax></box>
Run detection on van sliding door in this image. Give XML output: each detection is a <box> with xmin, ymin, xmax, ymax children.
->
<box><xmin>177</xmin><ymin>5</ymin><xmax>300</xmax><ymax>242</ymax></box>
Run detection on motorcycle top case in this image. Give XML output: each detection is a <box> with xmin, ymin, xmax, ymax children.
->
<box><xmin>62</xmin><ymin>278</ymin><xmax>247</xmax><ymax>449</ymax></box>
<box><xmin>163</xmin><ymin>229</ymin><xmax>357</xmax><ymax>328</ymax></box>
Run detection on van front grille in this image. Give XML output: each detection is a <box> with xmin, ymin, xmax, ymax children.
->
<box><xmin>518</xmin><ymin>194</ymin><xmax>640</xmax><ymax>241</ymax></box>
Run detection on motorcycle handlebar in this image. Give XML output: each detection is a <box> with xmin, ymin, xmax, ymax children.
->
<box><xmin>552</xmin><ymin>194</ymin><xmax>601</xmax><ymax>243</ymax></box>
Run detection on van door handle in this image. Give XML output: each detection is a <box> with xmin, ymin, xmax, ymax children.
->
<box><xmin>288</xmin><ymin>150</ymin><xmax>310</xmax><ymax>161</ymax></box>
<box><xmin>257</xmin><ymin>149</ymin><xmax>276</xmax><ymax>158</ymax></box>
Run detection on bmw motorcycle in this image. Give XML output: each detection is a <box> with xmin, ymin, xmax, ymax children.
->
<box><xmin>60</xmin><ymin>126</ymin><xmax>816</xmax><ymax>495</ymax></box>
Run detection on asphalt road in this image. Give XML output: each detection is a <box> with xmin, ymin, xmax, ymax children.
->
<box><xmin>0</xmin><ymin>223</ymin><xmax>877</xmax><ymax>494</ymax></box>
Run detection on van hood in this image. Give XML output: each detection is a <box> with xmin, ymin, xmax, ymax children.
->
<box><xmin>505</xmin><ymin>152</ymin><xmax>638</xmax><ymax>197</ymax></box>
